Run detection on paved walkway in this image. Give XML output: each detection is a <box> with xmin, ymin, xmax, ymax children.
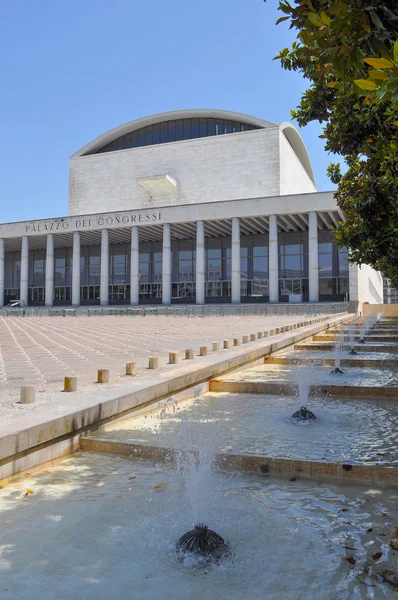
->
<box><xmin>0</xmin><ymin>313</ymin><xmax>331</xmax><ymax>420</ymax></box>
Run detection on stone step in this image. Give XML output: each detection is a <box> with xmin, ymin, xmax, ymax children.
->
<box><xmin>295</xmin><ymin>343</ymin><xmax>398</xmax><ymax>353</ymax></box>
<box><xmin>209</xmin><ymin>378</ymin><xmax>398</xmax><ymax>399</ymax></box>
<box><xmin>265</xmin><ymin>356</ymin><xmax>398</xmax><ymax>369</ymax></box>
<box><xmin>313</xmin><ymin>335</ymin><xmax>398</xmax><ymax>342</ymax></box>
<box><xmin>80</xmin><ymin>436</ymin><xmax>398</xmax><ymax>485</ymax></box>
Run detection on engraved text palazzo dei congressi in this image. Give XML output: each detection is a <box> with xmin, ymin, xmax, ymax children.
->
<box><xmin>23</xmin><ymin>211</ymin><xmax>163</xmax><ymax>235</ymax></box>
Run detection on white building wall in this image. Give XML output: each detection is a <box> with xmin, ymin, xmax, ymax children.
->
<box><xmin>349</xmin><ymin>263</ymin><xmax>383</xmax><ymax>308</ymax></box>
<box><xmin>279</xmin><ymin>132</ymin><xmax>317</xmax><ymax>195</ymax></box>
<box><xmin>68</xmin><ymin>128</ymin><xmax>282</xmax><ymax>216</ymax></box>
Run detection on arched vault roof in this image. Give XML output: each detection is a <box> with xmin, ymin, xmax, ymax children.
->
<box><xmin>72</xmin><ymin>109</ymin><xmax>315</xmax><ymax>186</ymax></box>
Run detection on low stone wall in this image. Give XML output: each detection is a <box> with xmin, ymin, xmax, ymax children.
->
<box><xmin>364</xmin><ymin>304</ymin><xmax>398</xmax><ymax>317</ymax></box>
<box><xmin>80</xmin><ymin>437</ymin><xmax>398</xmax><ymax>486</ymax></box>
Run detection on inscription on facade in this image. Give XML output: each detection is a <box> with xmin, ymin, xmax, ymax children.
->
<box><xmin>24</xmin><ymin>211</ymin><xmax>163</xmax><ymax>234</ymax></box>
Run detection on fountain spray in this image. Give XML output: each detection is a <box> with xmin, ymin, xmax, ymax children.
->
<box><xmin>175</xmin><ymin>389</ymin><xmax>229</xmax><ymax>561</ymax></box>
<box><xmin>331</xmin><ymin>328</ymin><xmax>344</xmax><ymax>374</ymax></box>
<box><xmin>348</xmin><ymin>323</ymin><xmax>358</xmax><ymax>356</ymax></box>
<box><xmin>291</xmin><ymin>362</ymin><xmax>316</xmax><ymax>420</ymax></box>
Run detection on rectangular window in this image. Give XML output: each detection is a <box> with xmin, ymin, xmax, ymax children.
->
<box><xmin>175</xmin><ymin>119</ymin><xmax>184</xmax><ymax>141</ymax></box>
<box><xmin>167</xmin><ymin>120</ymin><xmax>176</xmax><ymax>142</ymax></box>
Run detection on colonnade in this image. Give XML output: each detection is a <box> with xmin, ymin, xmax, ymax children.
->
<box><xmin>0</xmin><ymin>212</ymin><xmax>320</xmax><ymax>307</ymax></box>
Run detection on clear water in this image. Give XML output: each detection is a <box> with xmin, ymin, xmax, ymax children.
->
<box><xmin>99</xmin><ymin>393</ymin><xmax>398</xmax><ymax>465</ymax></box>
<box><xmin>274</xmin><ymin>350</ymin><xmax>398</xmax><ymax>362</ymax></box>
<box><xmin>223</xmin><ymin>363</ymin><xmax>398</xmax><ymax>387</ymax></box>
<box><xmin>1</xmin><ymin>452</ymin><xmax>398</xmax><ymax>600</ymax></box>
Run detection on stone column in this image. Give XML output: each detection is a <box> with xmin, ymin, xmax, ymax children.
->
<box><xmin>100</xmin><ymin>229</ymin><xmax>109</xmax><ymax>306</ymax></box>
<box><xmin>231</xmin><ymin>217</ymin><xmax>241</xmax><ymax>304</ymax></box>
<box><xmin>162</xmin><ymin>223</ymin><xmax>171</xmax><ymax>305</ymax></box>
<box><xmin>20</xmin><ymin>236</ymin><xmax>29</xmax><ymax>307</ymax></box>
<box><xmin>268</xmin><ymin>215</ymin><xmax>278</xmax><ymax>303</ymax></box>
<box><xmin>45</xmin><ymin>234</ymin><xmax>54</xmax><ymax>307</ymax></box>
<box><xmin>308</xmin><ymin>211</ymin><xmax>319</xmax><ymax>303</ymax></box>
<box><xmin>130</xmin><ymin>226</ymin><xmax>139</xmax><ymax>305</ymax></box>
<box><xmin>0</xmin><ymin>239</ymin><xmax>4</xmax><ymax>308</ymax></box>
<box><xmin>72</xmin><ymin>231</ymin><xmax>81</xmax><ymax>307</ymax></box>
<box><xmin>196</xmin><ymin>220</ymin><xmax>205</xmax><ymax>305</ymax></box>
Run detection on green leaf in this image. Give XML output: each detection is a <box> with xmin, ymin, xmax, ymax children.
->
<box><xmin>364</xmin><ymin>57</ymin><xmax>395</xmax><ymax>69</ymax></box>
<box><xmin>370</xmin><ymin>11</ymin><xmax>385</xmax><ymax>30</ymax></box>
<box><xmin>354</xmin><ymin>79</ymin><xmax>378</xmax><ymax>90</ymax></box>
<box><xmin>319</xmin><ymin>11</ymin><xmax>331</xmax><ymax>25</ymax></box>
<box><xmin>394</xmin><ymin>40</ymin><xmax>398</xmax><ymax>65</ymax></box>
<box><xmin>368</xmin><ymin>70</ymin><xmax>389</xmax><ymax>80</ymax></box>
<box><xmin>276</xmin><ymin>16</ymin><xmax>290</xmax><ymax>25</ymax></box>
<box><xmin>326</xmin><ymin>81</ymin><xmax>336</xmax><ymax>88</ymax></box>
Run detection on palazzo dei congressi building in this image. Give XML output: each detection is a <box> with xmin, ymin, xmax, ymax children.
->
<box><xmin>0</xmin><ymin>109</ymin><xmax>383</xmax><ymax>308</ymax></box>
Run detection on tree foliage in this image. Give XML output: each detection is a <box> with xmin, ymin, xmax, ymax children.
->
<box><xmin>273</xmin><ymin>0</ymin><xmax>398</xmax><ymax>288</ymax></box>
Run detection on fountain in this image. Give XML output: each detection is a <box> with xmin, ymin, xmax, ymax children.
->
<box><xmin>177</xmin><ymin>524</ymin><xmax>229</xmax><ymax>561</ymax></box>
<box><xmin>291</xmin><ymin>364</ymin><xmax>317</xmax><ymax>420</ymax></box>
<box><xmin>174</xmin><ymin>389</ymin><xmax>229</xmax><ymax>562</ymax></box>
<box><xmin>348</xmin><ymin>323</ymin><xmax>358</xmax><ymax>355</ymax></box>
<box><xmin>331</xmin><ymin>328</ymin><xmax>344</xmax><ymax>374</ymax></box>
<box><xmin>291</xmin><ymin>406</ymin><xmax>316</xmax><ymax>420</ymax></box>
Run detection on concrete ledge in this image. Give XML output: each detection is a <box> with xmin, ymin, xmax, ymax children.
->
<box><xmin>265</xmin><ymin>356</ymin><xmax>398</xmax><ymax>369</ymax></box>
<box><xmin>208</xmin><ymin>379</ymin><xmax>398</xmax><ymax>398</ymax></box>
<box><xmin>80</xmin><ymin>437</ymin><xmax>398</xmax><ymax>486</ymax></box>
<box><xmin>295</xmin><ymin>343</ymin><xmax>398</xmax><ymax>353</ymax></box>
<box><xmin>314</xmin><ymin>334</ymin><xmax>398</xmax><ymax>342</ymax></box>
<box><xmin>0</xmin><ymin>312</ymin><xmax>351</xmax><ymax>478</ymax></box>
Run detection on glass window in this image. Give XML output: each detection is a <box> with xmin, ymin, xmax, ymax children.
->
<box><xmin>175</xmin><ymin>119</ymin><xmax>184</xmax><ymax>141</ymax></box>
<box><xmin>159</xmin><ymin>122</ymin><xmax>168</xmax><ymax>143</ymax></box>
<box><xmin>253</xmin><ymin>256</ymin><xmax>267</xmax><ymax>279</ymax></box>
<box><xmin>207</xmin><ymin>119</ymin><xmax>216</xmax><ymax>136</ymax></box>
<box><xmin>94</xmin><ymin>118</ymin><xmax>261</xmax><ymax>154</ymax></box>
<box><xmin>199</xmin><ymin>118</ymin><xmax>208</xmax><ymax>137</ymax></box>
<box><xmin>191</xmin><ymin>118</ymin><xmax>199</xmax><ymax>138</ymax></box>
<box><xmin>318</xmin><ymin>253</ymin><xmax>333</xmax><ymax>277</ymax></box>
<box><xmin>183</xmin><ymin>119</ymin><xmax>191</xmax><ymax>140</ymax></box>
<box><xmin>145</xmin><ymin>125</ymin><xmax>153</xmax><ymax>146</ymax></box>
<box><xmin>284</xmin><ymin>255</ymin><xmax>302</xmax><ymax>277</ymax></box>
<box><xmin>167</xmin><ymin>121</ymin><xmax>176</xmax><ymax>143</ymax></box>
<box><xmin>216</xmin><ymin>120</ymin><xmax>224</xmax><ymax>135</ymax></box>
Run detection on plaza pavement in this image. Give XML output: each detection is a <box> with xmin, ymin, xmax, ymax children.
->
<box><xmin>0</xmin><ymin>313</ymin><xmax>331</xmax><ymax>421</ymax></box>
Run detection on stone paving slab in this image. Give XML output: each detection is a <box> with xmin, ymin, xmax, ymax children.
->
<box><xmin>0</xmin><ymin>313</ymin><xmax>328</xmax><ymax>420</ymax></box>
<box><xmin>0</xmin><ymin>313</ymin><xmax>351</xmax><ymax>479</ymax></box>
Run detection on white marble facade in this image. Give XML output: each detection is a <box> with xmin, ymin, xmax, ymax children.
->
<box><xmin>0</xmin><ymin>110</ymin><xmax>383</xmax><ymax>307</ymax></box>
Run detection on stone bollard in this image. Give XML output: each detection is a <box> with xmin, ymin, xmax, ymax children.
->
<box><xmin>233</xmin><ymin>338</ymin><xmax>240</xmax><ymax>346</ymax></box>
<box><xmin>20</xmin><ymin>386</ymin><xmax>35</xmax><ymax>404</ymax></box>
<box><xmin>200</xmin><ymin>346</ymin><xmax>208</xmax><ymax>356</ymax></box>
<box><xmin>169</xmin><ymin>352</ymin><xmax>179</xmax><ymax>365</ymax></box>
<box><xmin>257</xmin><ymin>332</ymin><xmax>263</xmax><ymax>339</ymax></box>
<box><xmin>269</xmin><ymin>329</ymin><xmax>275</xmax><ymax>336</ymax></box>
<box><xmin>125</xmin><ymin>362</ymin><xmax>137</xmax><ymax>376</ymax></box>
<box><xmin>64</xmin><ymin>376</ymin><xmax>77</xmax><ymax>392</ymax></box>
<box><xmin>275</xmin><ymin>327</ymin><xmax>280</xmax><ymax>334</ymax></box>
<box><xmin>242</xmin><ymin>335</ymin><xmax>249</xmax><ymax>344</ymax></box>
<box><xmin>212</xmin><ymin>342</ymin><xmax>220</xmax><ymax>352</ymax></box>
<box><xmin>185</xmin><ymin>348</ymin><xmax>194</xmax><ymax>360</ymax></box>
<box><xmin>224</xmin><ymin>339</ymin><xmax>231</xmax><ymax>349</ymax></box>
<box><xmin>263</xmin><ymin>331</ymin><xmax>269</xmax><ymax>338</ymax></box>
<box><xmin>250</xmin><ymin>334</ymin><xmax>256</xmax><ymax>342</ymax></box>
<box><xmin>293</xmin><ymin>324</ymin><xmax>297</xmax><ymax>329</ymax></box>
<box><xmin>148</xmin><ymin>357</ymin><xmax>159</xmax><ymax>369</ymax></box>
<box><xmin>97</xmin><ymin>369</ymin><xmax>110</xmax><ymax>383</ymax></box>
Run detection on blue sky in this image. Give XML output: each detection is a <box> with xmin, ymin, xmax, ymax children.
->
<box><xmin>0</xmin><ymin>0</ymin><xmax>336</xmax><ymax>224</ymax></box>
